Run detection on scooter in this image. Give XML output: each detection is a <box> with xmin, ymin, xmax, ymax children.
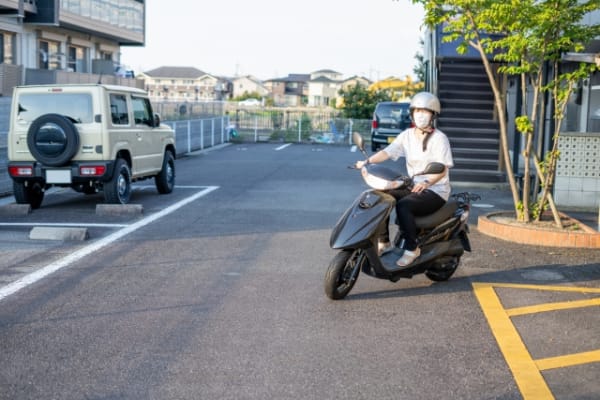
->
<box><xmin>324</xmin><ymin>132</ymin><xmax>480</xmax><ymax>300</ymax></box>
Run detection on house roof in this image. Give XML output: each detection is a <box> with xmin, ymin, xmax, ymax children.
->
<box><xmin>143</xmin><ymin>66</ymin><xmax>207</xmax><ymax>79</ymax></box>
<box><xmin>232</xmin><ymin>75</ymin><xmax>263</xmax><ymax>84</ymax></box>
<box><xmin>310</xmin><ymin>76</ymin><xmax>338</xmax><ymax>83</ymax></box>
<box><xmin>343</xmin><ymin>75</ymin><xmax>372</xmax><ymax>84</ymax></box>
<box><xmin>265</xmin><ymin>74</ymin><xmax>311</xmax><ymax>83</ymax></box>
<box><xmin>312</xmin><ymin>69</ymin><xmax>340</xmax><ymax>74</ymax></box>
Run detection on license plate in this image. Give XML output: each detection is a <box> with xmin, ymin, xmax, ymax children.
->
<box><xmin>387</xmin><ymin>136</ymin><xmax>396</xmax><ymax>143</ymax></box>
<box><xmin>46</xmin><ymin>169</ymin><xmax>71</xmax><ymax>183</ymax></box>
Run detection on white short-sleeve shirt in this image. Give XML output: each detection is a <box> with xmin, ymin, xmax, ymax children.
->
<box><xmin>383</xmin><ymin>128</ymin><xmax>454</xmax><ymax>201</ymax></box>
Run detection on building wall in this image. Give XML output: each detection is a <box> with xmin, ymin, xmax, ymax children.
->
<box><xmin>555</xmin><ymin>133</ymin><xmax>600</xmax><ymax>208</ymax></box>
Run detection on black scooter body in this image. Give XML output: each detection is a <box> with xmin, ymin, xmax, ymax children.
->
<box><xmin>329</xmin><ymin>187</ymin><xmax>472</xmax><ymax>283</ymax></box>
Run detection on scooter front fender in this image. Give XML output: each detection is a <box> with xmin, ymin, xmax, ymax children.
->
<box><xmin>330</xmin><ymin>190</ymin><xmax>395</xmax><ymax>249</ymax></box>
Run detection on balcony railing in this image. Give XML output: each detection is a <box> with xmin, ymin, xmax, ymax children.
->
<box><xmin>24</xmin><ymin>69</ymin><xmax>143</xmax><ymax>88</ymax></box>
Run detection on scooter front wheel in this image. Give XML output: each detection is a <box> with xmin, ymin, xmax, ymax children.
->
<box><xmin>324</xmin><ymin>249</ymin><xmax>365</xmax><ymax>300</ymax></box>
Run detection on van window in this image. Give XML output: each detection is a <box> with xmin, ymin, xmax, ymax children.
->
<box><xmin>110</xmin><ymin>94</ymin><xmax>129</xmax><ymax>125</ymax></box>
<box><xmin>131</xmin><ymin>96</ymin><xmax>152</xmax><ymax>126</ymax></box>
<box><xmin>376</xmin><ymin>103</ymin><xmax>410</xmax><ymax>119</ymax></box>
<box><xmin>17</xmin><ymin>93</ymin><xmax>93</xmax><ymax>123</ymax></box>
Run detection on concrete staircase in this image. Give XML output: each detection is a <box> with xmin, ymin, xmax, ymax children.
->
<box><xmin>436</xmin><ymin>59</ymin><xmax>506</xmax><ymax>184</ymax></box>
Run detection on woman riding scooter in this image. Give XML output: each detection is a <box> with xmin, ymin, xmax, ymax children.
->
<box><xmin>355</xmin><ymin>92</ymin><xmax>454</xmax><ymax>267</ymax></box>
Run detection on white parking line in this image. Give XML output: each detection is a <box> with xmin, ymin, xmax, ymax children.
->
<box><xmin>0</xmin><ymin>186</ymin><xmax>219</xmax><ymax>302</ymax></box>
<box><xmin>0</xmin><ymin>222</ymin><xmax>128</xmax><ymax>228</ymax></box>
<box><xmin>275</xmin><ymin>143</ymin><xmax>292</xmax><ymax>151</ymax></box>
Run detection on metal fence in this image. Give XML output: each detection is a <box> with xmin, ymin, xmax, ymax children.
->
<box><xmin>164</xmin><ymin>111</ymin><xmax>371</xmax><ymax>153</ymax></box>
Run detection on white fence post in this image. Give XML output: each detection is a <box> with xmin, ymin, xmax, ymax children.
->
<box><xmin>187</xmin><ymin>120</ymin><xmax>191</xmax><ymax>153</ymax></box>
<box><xmin>211</xmin><ymin>118</ymin><xmax>215</xmax><ymax>147</ymax></box>
<box><xmin>221</xmin><ymin>116</ymin><xmax>225</xmax><ymax>143</ymax></box>
<box><xmin>254</xmin><ymin>115</ymin><xmax>258</xmax><ymax>142</ymax></box>
<box><xmin>200</xmin><ymin>120</ymin><xmax>204</xmax><ymax>150</ymax></box>
<box><xmin>298</xmin><ymin>118</ymin><xmax>302</xmax><ymax>143</ymax></box>
<box><xmin>348</xmin><ymin>119</ymin><xmax>354</xmax><ymax>145</ymax></box>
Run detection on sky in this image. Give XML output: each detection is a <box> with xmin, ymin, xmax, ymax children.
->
<box><xmin>120</xmin><ymin>0</ymin><xmax>426</xmax><ymax>81</ymax></box>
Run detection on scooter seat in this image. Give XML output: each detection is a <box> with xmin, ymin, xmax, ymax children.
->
<box><xmin>414</xmin><ymin>200</ymin><xmax>459</xmax><ymax>229</ymax></box>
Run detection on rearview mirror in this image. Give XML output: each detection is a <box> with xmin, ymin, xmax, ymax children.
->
<box><xmin>352</xmin><ymin>132</ymin><xmax>365</xmax><ymax>151</ymax></box>
<box><xmin>420</xmin><ymin>162</ymin><xmax>446</xmax><ymax>175</ymax></box>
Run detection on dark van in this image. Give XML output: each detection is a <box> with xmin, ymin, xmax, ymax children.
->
<box><xmin>370</xmin><ymin>101</ymin><xmax>412</xmax><ymax>151</ymax></box>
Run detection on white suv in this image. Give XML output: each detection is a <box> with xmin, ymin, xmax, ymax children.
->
<box><xmin>7</xmin><ymin>84</ymin><xmax>176</xmax><ymax>208</ymax></box>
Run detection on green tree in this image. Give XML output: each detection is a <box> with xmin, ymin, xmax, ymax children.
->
<box><xmin>338</xmin><ymin>84</ymin><xmax>392</xmax><ymax>119</ymax></box>
<box><xmin>413</xmin><ymin>37</ymin><xmax>426</xmax><ymax>82</ymax></box>
<box><xmin>413</xmin><ymin>0</ymin><xmax>599</xmax><ymax>226</ymax></box>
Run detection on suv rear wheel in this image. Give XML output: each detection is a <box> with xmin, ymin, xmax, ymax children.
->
<box><xmin>13</xmin><ymin>181</ymin><xmax>45</xmax><ymax>209</ymax></box>
<box><xmin>103</xmin><ymin>158</ymin><xmax>132</xmax><ymax>204</ymax></box>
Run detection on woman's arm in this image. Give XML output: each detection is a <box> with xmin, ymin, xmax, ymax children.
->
<box><xmin>355</xmin><ymin>149</ymin><xmax>391</xmax><ymax>169</ymax></box>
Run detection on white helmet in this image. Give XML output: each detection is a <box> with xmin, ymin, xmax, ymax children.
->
<box><xmin>409</xmin><ymin>92</ymin><xmax>441</xmax><ymax>115</ymax></box>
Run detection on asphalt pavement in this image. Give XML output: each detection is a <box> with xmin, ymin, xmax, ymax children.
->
<box><xmin>0</xmin><ymin>144</ymin><xmax>599</xmax><ymax>399</ymax></box>
<box><xmin>0</xmin><ymin>181</ymin><xmax>598</xmax><ymax>281</ymax></box>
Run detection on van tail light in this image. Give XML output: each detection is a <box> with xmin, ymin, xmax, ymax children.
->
<box><xmin>372</xmin><ymin>120</ymin><xmax>378</xmax><ymax>129</ymax></box>
<box><xmin>80</xmin><ymin>166</ymin><xmax>106</xmax><ymax>176</ymax></box>
<box><xmin>410</xmin><ymin>121</ymin><xmax>415</xmax><ymax>128</ymax></box>
<box><xmin>8</xmin><ymin>166</ymin><xmax>33</xmax><ymax>177</ymax></box>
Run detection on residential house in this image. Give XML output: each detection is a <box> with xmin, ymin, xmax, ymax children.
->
<box><xmin>340</xmin><ymin>75</ymin><xmax>371</xmax><ymax>91</ymax></box>
<box><xmin>335</xmin><ymin>75</ymin><xmax>372</xmax><ymax>107</ymax></box>
<box><xmin>307</xmin><ymin>76</ymin><xmax>339</xmax><ymax>107</ymax></box>
<box><xmin>0</xmin><ymin>0</ymin><xmax>145</xmax><ymax>96</ymax></box>
<box><xmin>231</xmin><ymin>75</ymin><xmax>269</xmax><ymax>99</ymax></box>
<box><xmin>139</xmin><ymin>66</ymin><xmax>230</xmax><ymax>102</ymax></box>
<box><xmin>264</xmin><ymin>73</ymin><xmax>310</xmax><ymax>107</ymax></box>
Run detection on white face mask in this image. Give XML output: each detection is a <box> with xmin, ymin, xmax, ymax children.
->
<box><xmin>413</xmin><ymin>110</ymin><xmax>432</xmax><ymax>129</ymax></box>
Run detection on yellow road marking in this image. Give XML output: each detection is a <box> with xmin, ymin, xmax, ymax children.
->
<box><xmin>536</xmin><ymin>349</ymin><xmax>600</xmax><ymax>371</ymax></box>
<box><xmin>473</xmin><ymin>282</ymin><xmax>600</xmax><ymax>400</ymax></box>
<box><xmin>506</xmin><ymin>297</ymin><xmax>600</xmax><ymax>316</ymax></box>
<box><xmin>473</xmin><ymin>283</ymin><xmax>554</xmax><ymax>399</ymax></box>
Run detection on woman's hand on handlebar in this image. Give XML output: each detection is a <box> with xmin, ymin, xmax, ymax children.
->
<box><xmin>411</xmin><ymin>181</ymin><xmax>429</xmax><ymax>193</ymax></box>
<box><xmin>355</xmin><ymin>160</ymin><xmax>367</xmax><ymax>169</ymax></box>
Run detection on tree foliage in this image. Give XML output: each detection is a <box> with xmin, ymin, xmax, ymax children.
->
<box><xmin>413</xmin><ymin>37</ymin><xmax>426</xmax><ymax>82</ymax></box>
<box><xmin>337</xmin><ymin>84</ymin><xmax>392</xmax><ymax>119</ymax></box>
<box><xmin>413</xmin><ymin>0</ymin><xmax>600</xmax><ymax>225</ymax></box>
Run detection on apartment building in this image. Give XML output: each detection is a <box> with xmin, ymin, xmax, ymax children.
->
<box><xmin>0</xmin><ymin>0</ymin><xmax>144</xmax><ymax>96</ymax></box>
<box><xmin>138</xmin><ymin>66</ymin><xmax>232</xmax><ymax>102</ymax></box>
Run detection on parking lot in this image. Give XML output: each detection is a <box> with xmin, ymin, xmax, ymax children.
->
<box><xmin>0</xmin><ymin>143</ymin><xmax>599</xmax><ymax>399</ymax></box>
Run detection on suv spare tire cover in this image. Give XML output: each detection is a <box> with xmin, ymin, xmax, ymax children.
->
<box><xmin>27</xmin><ymin>113</ymin><xmax>80</xmax><ymax>167</ymax></box>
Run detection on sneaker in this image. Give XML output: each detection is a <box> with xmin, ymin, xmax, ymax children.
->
<box><xmin>396</xmin><ymin>247</ymin><xmax>421</xmax><ymax>267</ymax></box>
<box><xmin>377</xmin><ymin>241</ymin><xmax>394</xmax><ymax>256</ymax></box>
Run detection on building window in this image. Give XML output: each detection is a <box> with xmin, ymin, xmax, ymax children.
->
<box><xmin>67</xmin><ymin>46</ymin><xmax>88</xmax><ymax>72</ymax></box>
<box><xmin>39</xmin><ymin>40</ymin><xmax>61</xmax><ymax>70</ymax></box>
<box><xmin>62</xmin><ymin>0</ymin><xmax>144</xmax><ymax>34</ymax></box>
<box><xmin>0</xmin><ymin>31</ymin><xmax>15</xmax><ymax>64</ymax></box>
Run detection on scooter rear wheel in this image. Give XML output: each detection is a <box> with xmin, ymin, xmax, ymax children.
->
<box><xmin>425</xmin><ymin>256</ymin><xmax>460</xmax><ymax>282</ymax></box>
<box><xmin>324</xmin><ymin>249</ymin><xmax>365</xmax><ymax>300</ymax></box>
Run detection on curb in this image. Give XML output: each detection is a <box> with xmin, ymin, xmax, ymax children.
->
<box><xmin>478</xmin><ymin>211</ymin><xmax>600</xmax><ymax>248</ymax></box>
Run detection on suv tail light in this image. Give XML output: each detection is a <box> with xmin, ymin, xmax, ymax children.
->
<box><xmin>80</xmin><ymin>166</ymin><xmax>106</xmax><ymax>176</ymax></box>
<box><xmin>8</xmin><ymin>166</ymin><xmax>33</xmax><ymax>177</ymax></box>
<box><xmin>372</xmin><ymin>120</ymin><xmax>378</xmax><ymax>129</ymax></box>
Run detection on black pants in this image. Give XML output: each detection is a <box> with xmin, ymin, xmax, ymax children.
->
<box><xmin>381</xmin><ymin>189</ymin><xmax>446</xmax><ymax>251</ymax></box>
